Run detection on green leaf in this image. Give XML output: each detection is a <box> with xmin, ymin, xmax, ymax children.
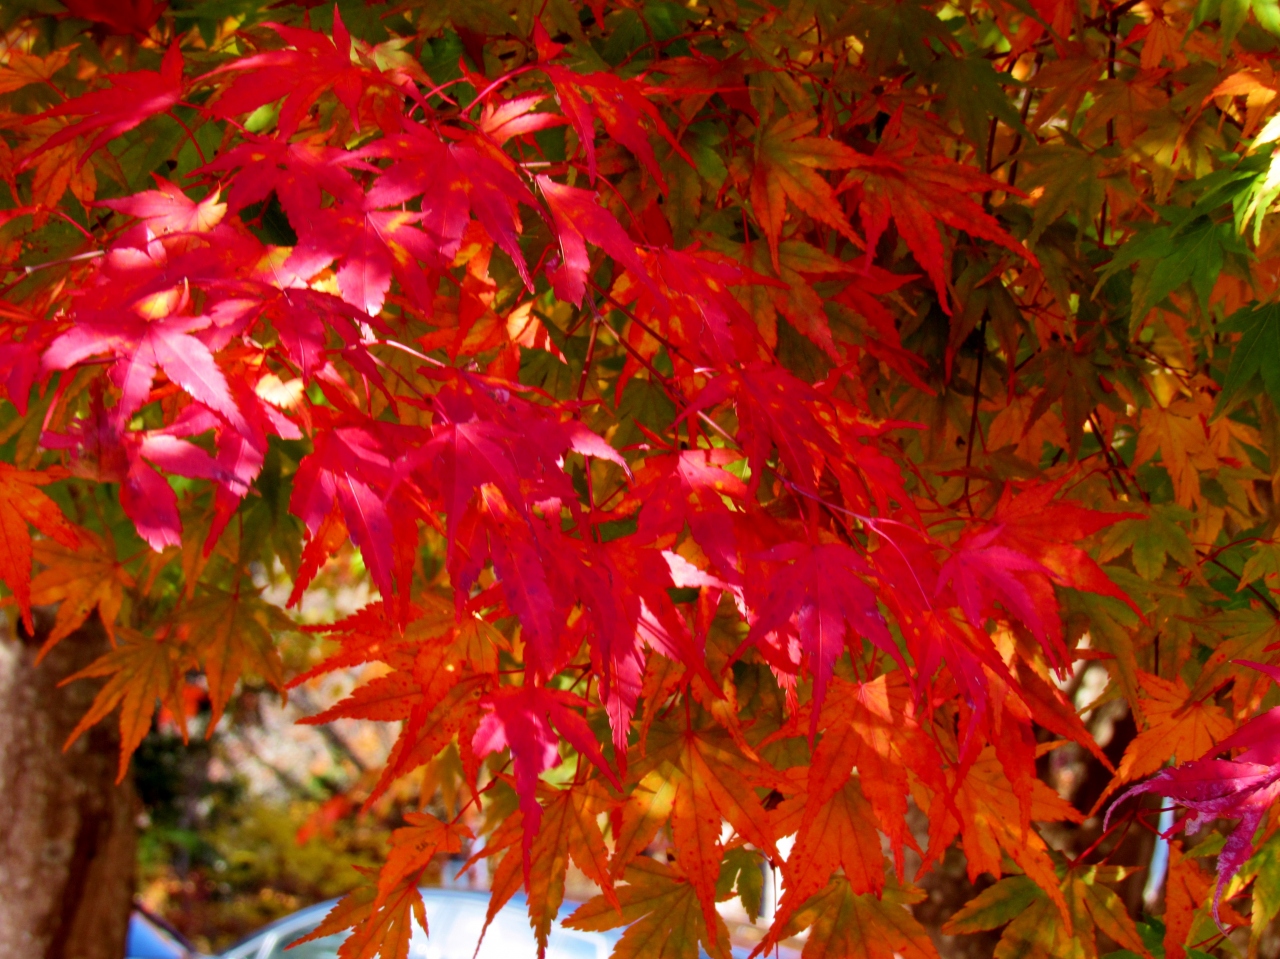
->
<box><xmin>716</xmin><ymin>847</ymin><xmax>764</xmax><ymax>922</ymax></box>
<box><xmin>833</xmin><ymin>0</ymin><xmax>953</xmax><ymax>75</ymax></box>
<box><xmin>994</xmin><ymin>897</ymin><xmax>1085</xmax><ymax>959</ymax></box>
<box><xmin>1244</xmin><ymin>829</ymin><xmax>1280</xmax><ymax>938</ymax></box>
<box><xmin>943</xmin><ymin>876</ymin><xmax>1044</xmax><ymax>935</ymax></box>
<box><xmin>928</xmin><ymin>57</ymin><xmax>1027</xmax><ymax>167</ymax></box>
<box><xmin>1130</xmin><ymin>219</ymin><xmax>1227</xmax><ymax>331</ymax></box>
<box><xmin>1214</xmin><ymin>303</ymin><xmax>1280</xmax><ymax>418</ymax></box>
<box><xmin>1196</xmin><ymin>0</ymin><xmax>1280</xmax><ymax>42</ymax></box>
<box><xmin>169</xmin><ymin>0</ymin><xmax>271</xmax><ymax>44</ymax></box>
<box><xmin>567</xmin><ymin>857</ymin><xmax>732</xmax><ymax>959</ymax></box>
<box><xmin>1017</xmin><ymin>144</ymin><xmax>1107</xmax><ymax>247</ymax></box>
<box><xmin>1186</xmin><ymin>607</ymin><xmax>1280</xmax><ymax>706</ymax></box>
<box><xmin>1099</xmin><ymin>506</ymin><xmax>1198</xmax><ymax>581</ymax></box>
<box><xmin>1238</xmin><ymin>540</ymin><xmax>1280</xmax><ymax>587</ymax></box>
<box><xmin>1073</xmin><ymin>866</ymin><xmax>1150</xmax><ymax>957</ymax></box>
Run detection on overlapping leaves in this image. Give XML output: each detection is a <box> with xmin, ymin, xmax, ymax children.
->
<box><xmin>6</xmin><ymin>2</ymin><xmax>1280</xmax><ymax>959</ymax></box>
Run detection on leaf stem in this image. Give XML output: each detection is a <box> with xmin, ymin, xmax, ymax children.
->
<box><xmin>169</xmin><ymin>108</ymin><xmax>208</xmax><ymax>166</ymax></box>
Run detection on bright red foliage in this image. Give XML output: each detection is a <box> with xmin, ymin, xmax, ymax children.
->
<box><xmin>9</xmin><ymin>2</ymin><xmax>1280</xmax><ymax>958</ymax></box>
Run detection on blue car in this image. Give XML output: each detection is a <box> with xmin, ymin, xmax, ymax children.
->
<box><xmin>212</xmin><ymin>887</ymin><xmax>768</xmax><ymax>959</ymax></box>
<box><xmin>128</xmin><ymin>909</ymin><xmax>200</xmax><ymax>959</ymax></box>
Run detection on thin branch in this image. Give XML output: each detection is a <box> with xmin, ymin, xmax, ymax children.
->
<box><xmin>1206</xmin><ymin>555</ymin><xmax>1280</xmax><ymax>621</ymax></box>
<box><xmin>962</xmin><ymin>311</ymin><xmax>990</xmax><ymax>513</ymax></box>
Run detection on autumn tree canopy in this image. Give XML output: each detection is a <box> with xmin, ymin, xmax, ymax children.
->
<box><xmin>7</xmin><ymin>0</ymin><xmax>1280</xmax><ymax>955</ymax></box>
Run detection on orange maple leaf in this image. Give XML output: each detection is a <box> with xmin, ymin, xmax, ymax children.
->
<box><xmin>1096</xmin><ymin>671</ymin><xmax>1235</xmax><ymax>812</ymax></box>
<box><xmin>180</xmin><ymin>584</ymin><xmax>290</xmax><ymax>727</ymax></box>
<box><xmin>61</xmin><ymin>626</ymin><xmax>190</xmax><ymax>782</ymax></box>
<box><xmin>926</xmin><ymin>746</ymin><xmax>1083</xmax><ymax>927</ymax></box>
<box><xmin>0</xmin><ymin>463</ymin><xmax>79</xmax><ymax>633</ymax></box>
<box><xmin>0</xmin><ymin>48</ymin><xmax>71</xmax><ymax>95</ymax></box>
<box><xmin>749</xmin><ymin>114</ymin><xmax>862</xmax><ymax>271</ymax></box>
<box><xmin>782</xmin><ymin>877</ymin><xmax>938</xmax><ymax>959</ymax></box>
<box><xmin>772</xmin><ymin>777</ymin><xmax>884</xmax><ymax>935</ymax></box>
<box><xmin>526</xmin><ymin>784</ymin><xmax>618</xmax><ymax>957</ymax></box>
<box><xmin>376</xmin><ymin>812</ymin><xmax>470</xmax><ymax>908</ymax></box>
<box><xmin>637</xmin><ymin>720</ymin><xmax>781</xmax><ymax>947</ymax></box>
<box><xmin>30</xmin><ymin>531</ymin><xmax>133</xmax><ymax>656</ymax></box>
<box><xmin>294</xmin><ymin>869</ymin><xmax>426</xmax><ymax>959</ymax></box>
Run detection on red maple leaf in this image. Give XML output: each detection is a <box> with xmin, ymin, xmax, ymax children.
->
<box><xmin>621</xmin><ymin>248</ymin><xmax>774</xmax><ymax>371</ymax></box>
<box><xmin>993</xmin><ymin>478</ymin><xmax>1143</xmax><ymax>614</ymax></box>
<box><xmin>42</xmin><ymin>291</ymin><xmax>246</xmax><ymax>436</ymax></box>
<box><xmin>209</xmin><ymin>9</ymin><xmax>403</xmax><ymax>137</ymax></box>
<box><xmin>472</xmin><ymin>685</ymin><xmax>620</xmax><ymax>879</ymax></box>
<box><xmin>100</xmin><ymin>177</ymin><xmax>227</xmax><ymax>237</ymax></box>
<box><xmin>561</xmin><ymin>537</ymin><xmax>715</xmax><ymax>751</ymax></box>
<box><xmin>839</xmin><ymin>111</ymin><xmax>1036</xmax><ymax>312</ymax></box>
<box><xmin>686</xmin><ymin>364</ymin><xmax>913</xmax><ymax>515</ymax></box>
<box><xmin>290</xmin><ymin>423</ymin><xmax>400</xmax><ymax>600</ymax></box>
<box><xmin>936</xmin><ymin>527</ymin><xmax>1054</xmax><ymax>647</ymax></box>
<box><xmin>542</xmin><ymin>67</ymin><xmax>689</xmax><ymax>189</ymax></box>
<box><xmin>29</xmin><ymin>42</ymin><xmax>183</xmax><ymax>164</ymax></box>
<box><xmin>61</xmin><ymin>0</ymin><xmax>166</xmax><ymax>37</ymax></box>
<box><xmin>629</xmin><ymin>449</ymin><xmax>748</xmax><ymax>579</ymax></box>
<box><xmin>42</xmin><ymin>403</ymin><xmax>230</xmax><ymax>551</ymax></box>
<box><xmin>536</xmin><ymin>176</ymin><xmax>651</xmax><ymax>307</ymax></box>
<box><xmin>476</xmin><ymin>92</ymin><xmax>566</xmax><ymax>145</ymax></box>
<box><xmin>744</xmin><ymin>541</ymin><xmax>898</xmax><ymax>734</ymax></box>
<box><xmin>198</xmin><ymin>134</ymin><xmax>368</xmax><ymax>218</ymax></box>
<box><xmin>457</xmin><ymin>484</ymin><xmax>565</xmax><ymax>678</ymax></box>
<box><xmin>285</xmin><ymin>189</ymin><xmax>442</xmax><ymax>316</ymax></box>
<box><xmin>364</xmin><ymin>124</ymin><xmax>539</xmax><ymax>288</ymax></box>
<box><xmin>938</xmin><ymin>480</ymin><xmax>1142</xmax><ymax>667</ymax></box>
<box><xmin>262</xmin><ymin>288</ymin><xmax>374</xmax><ymax>383</ymax></box>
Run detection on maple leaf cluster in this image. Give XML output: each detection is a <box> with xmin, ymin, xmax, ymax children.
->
<box><xmin>9</xmin><ymin>1</ymin><xmax>1280</xmax><ymax>957</ymax></box>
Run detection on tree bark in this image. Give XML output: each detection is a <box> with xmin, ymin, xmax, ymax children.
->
<box><xmin>0</xmin><ymin>612</ymin><xmax>137</xmax><ymax>959</ymax></box>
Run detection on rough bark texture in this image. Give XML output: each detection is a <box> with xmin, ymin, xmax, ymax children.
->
<box><xmin>0</xmin><ymin>612</ymin><xmax>137</xmax><ymax>959</ymax></box>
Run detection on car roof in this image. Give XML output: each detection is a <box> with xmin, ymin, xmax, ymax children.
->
<box><xmin>218</xmin><ymin>887</ymin><xmax>500</xmax><ymax>954</ymax></box>
<box><xmin>216</xmin><ymin>886</ymin><xmax>777</xmax><ymax>959</ymax></box>
<box><xmin>219</xmin><ymin>887</ymin><xmax>615</xmax><ymax>956</ymax></box>
<box><xmin>127</xmin><ymin>911</ymin><xmax>193</xmax><ymax>959</ymax></box>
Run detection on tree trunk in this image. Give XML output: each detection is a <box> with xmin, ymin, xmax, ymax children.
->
<box><xmin>0</xmin><ymin>612</ymin><xmax>137</xmax><ymax>959</ymax></box>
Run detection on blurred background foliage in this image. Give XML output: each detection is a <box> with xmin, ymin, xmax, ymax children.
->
<box><xmin>128</xmin><ymin>549</ymin><xmax>413</xmax><ymax>953</ymax></box>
